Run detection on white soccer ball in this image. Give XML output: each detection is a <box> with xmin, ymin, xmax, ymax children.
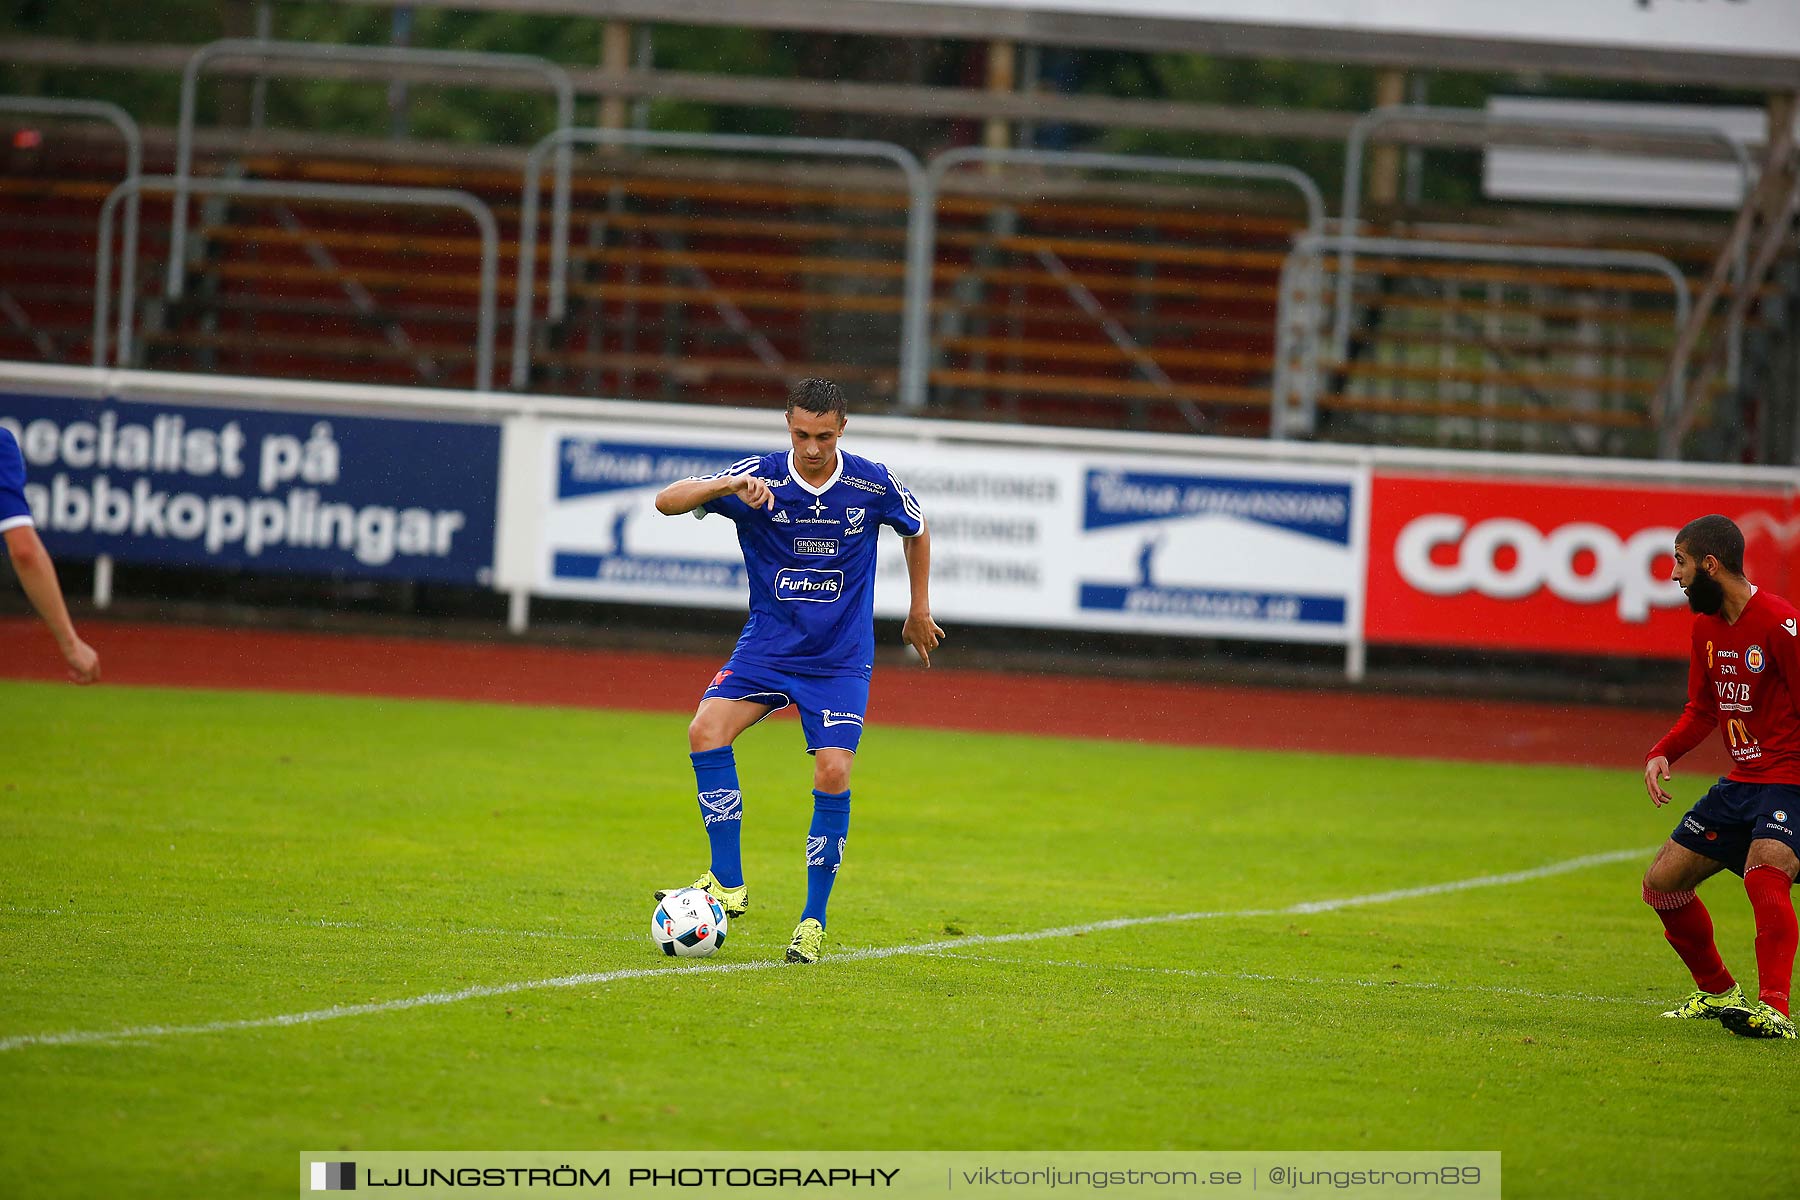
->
<box><xmin>652</xmin><ymin>888</ymin><xmax>727</xmax><ymax>958</ymax></box>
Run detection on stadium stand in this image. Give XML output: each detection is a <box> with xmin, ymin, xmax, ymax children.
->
<box><xmin>0</xmin><ymin>68</ymin><xmax>1782</xmax><ymax>455</ymax></box>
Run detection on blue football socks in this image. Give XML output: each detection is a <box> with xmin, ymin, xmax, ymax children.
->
<box><xmin>801</xmin><ymin>789</ymin><xmax>851</xmax><ymax>928</ymax></box>
<box><xmin>690</xmin><ymin>746</ymin><xmax>744</xmax><ymax>889</ymax></box>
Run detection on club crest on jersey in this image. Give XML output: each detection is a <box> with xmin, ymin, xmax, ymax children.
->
<box><xmin>1747</xmin><ymin>645</ymin><xmax>1765</xmax><ymax>673</ymax></box>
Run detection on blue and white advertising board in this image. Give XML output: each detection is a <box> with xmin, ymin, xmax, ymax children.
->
<box><xmin>531</xmin><ymin>420</ymin><xmax>1366</xmax><ymax>645</ymax></box>
<box><xmin>0</xmin><ymin>391</ymin><xmax>500</xmax><ymax>584</ymax></box>
<box><xmin>536</xmin><ymin>428</ymin><xmax>758</xmax><ymax>607</ymax></box>
<box><xmin>1067</xmin><ymin>455</ymin><xmax>1366</xmax><ymax>643</ymax></box>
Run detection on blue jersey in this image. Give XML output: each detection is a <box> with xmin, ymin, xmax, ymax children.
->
<box><xmin>694</xmin><ymin>448</ymin><xmax>923</xmax><ymax>679</ymax></box>
<box><xmin>0</xmin><ymin>427</ymin><xmax>34</xmax><ymax>533</ymax></box>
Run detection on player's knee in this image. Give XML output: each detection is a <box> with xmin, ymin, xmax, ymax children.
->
<box><xmin>1745</xmin><ymin>841</ymin><xmax>1800</xmax><ymax>881</ymax></box>
<box><xmin>688</xmin><ymin>715</ymin><xmax>728</xmax><ymax>753</ymax></box>
<box><xmin>813</xmin><ymin>758</ymin><xmax>852</xmax><ymax>794</ymax></box>
<box><xmin>1642</xmin><ymin>880</ymin><xmax>1696</xmax><ymax>910</ymax></box>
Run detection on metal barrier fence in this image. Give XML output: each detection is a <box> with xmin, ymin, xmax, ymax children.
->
<box><xmin>1335</xmin><ymin>105</ymin><xmax>1748</xmax><ymax>375</ymax></box>
<box><xmin>508</xmin><ymin>127</ymin><xmax>930</xmax><ymax>403</ymax></box>
<box><xmin>4</xmin><ymin>87</ymin><xmax>1768</xmax><ymax>454</ymax></box>
<box><xmin>1276</xmin><ymin>233</ymin><xmax>1691</xmax><ymax>441</ymax></box>
<box><xmin>96</xmin><ymin>176</ymin><xmax>500</xmax><ymax>391</ymax></box>
<box><xmin>921</xmin><ymin>147</ymin><xmax>1326</xmax><ymax>426</ymax></box>
<box><xmin>168</xmin><ymin>39</ymin><xmax>573</xmax><ymax>314</ymax></box>
<box><xmin>0</xmin><ymin>96</ymin><xmax>141</xmax><ymax>357</ymax></box>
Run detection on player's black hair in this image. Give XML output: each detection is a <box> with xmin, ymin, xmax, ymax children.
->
<box><xmin>1676</xmin><ymin>514</ymin><xmax>1745</xmax><ymax>576</ymax></box>
<box><xmin>786</xmin><ymin>378</ymin><xmax>847</xmax><ymax>422</ymax></box>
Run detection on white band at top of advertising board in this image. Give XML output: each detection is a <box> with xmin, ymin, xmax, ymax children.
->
<box><xmin>874</xmin><ymin>0</ymin><xmax>1800</xmax><ymax>60</ymax></box>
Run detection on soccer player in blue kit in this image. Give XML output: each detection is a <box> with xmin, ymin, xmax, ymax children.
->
<box><xmin>1</xmin><ymin>424</ymin><xmax>99</xmax><ymax>683</ymax></box>
<box><xmin>652</xmin><ymin>379</ymin><xmax>942</xmax><ymax>963</ymax></box>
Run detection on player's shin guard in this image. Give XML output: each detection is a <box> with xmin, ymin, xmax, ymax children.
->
<box><xmin>800</xmin><ymin>789</ymin><xmax>850</xmax><ymax>929</ymax></box>
<box><xmin>1644</xmin><ymin>883</ymin><xmax>1735</xmax><ymax>995</ymax></box>
<box><xmin>1744</xmin><ymin>864</ymin><xmax>1797</xmax><ymax>1017</ymax></box>
<box><xmin>691</xmin><ymin>746</ymin><xmax>744</xmax><ymax>889</ymax></box>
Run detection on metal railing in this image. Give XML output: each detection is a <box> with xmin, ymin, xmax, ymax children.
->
<box><xmin>96</xmin><ymin>176</ymin><xmax>499</xmax><ymax>391</ymax></box>
<box><xmin>8</xmin><ymin>83</ymin><xmax>1753</xmax><ymax>456</ymax></box>
<box><xmin>510</xmin><ymin>127</ymin><xmax>928</xmax><ymax>401</ymax></box>
<box><xmin>0</xmin><ymin>97</ymin><xmax>141</xmax><ymax>356</ymax></box>
<box><xmin>168</xmin><ymin>39</ymin><xmax>572</xmax><ymax>313</ymax></box>
<box><xmin>920</xmin><ymin>147</ymin><xmax>1325</xmax><ymax>419</ymax></box>
<box><xmin>1277</xmin><ymin>233</ymin><xmax>1691</xmax><ymax>440</ymax></box>
<box><xmin>1659</xmin><ymin>127</ymin><xmax>1800</xmax><ymax>459</ymax></box>
<box><xmin>1335</xmin><ymin>105</ymin><xmax>1749</xmax><ymax>370</ymax></box>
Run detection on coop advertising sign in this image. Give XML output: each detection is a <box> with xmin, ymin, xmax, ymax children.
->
<box><xmin>878</xmin><ymin>0</ymin><xmax>1800</xmax><ymax>59</ymax></box>
<box><xmin>533</xmin><ymin>421</ymin><xmax>1365</xmax><ymax>644</ymax></box>
<box><xmin>1364</xmin><ymin>472</ymin><xmax>1799</xmax><ymax>658</ymax></box>
<box><xmin>0</xmin><ymin>391</ymin><xmax>500</xmax><ymax>583</ymax></box>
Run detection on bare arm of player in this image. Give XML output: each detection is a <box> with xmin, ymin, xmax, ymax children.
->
<box><xmin>1644</xmin><ymin>755</ymin><xmax>1673</xmax><ymax>807</ymax></box>
<box><xmin>2</xmin><ymin>525</ymin><xmax>100</xmax><ymax>685</ymax></box>
<box><xmin>900</xmin><ymin>521</ymin><xmax>944</xmax><ymax>668</ymax></box>
<box><xmin>654</xmin><ymin>473</ymin><xmax>774</xmax><ymax>516</ymax></box>
<box><xmin>1646</xmin><ymin>634</ymin><xmax>1714</xmax><ymax>798</ymax></box>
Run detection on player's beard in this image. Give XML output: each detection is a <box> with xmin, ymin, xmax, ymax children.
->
<box><xmin>1684</xmin><ymin>569</ymin><xmax>1726</xmax><ymax>615</ymax></box>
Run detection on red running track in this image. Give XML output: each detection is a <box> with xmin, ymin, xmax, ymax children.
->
<box><xmin>0</xmin><ymin>617</ymin><xmax>1726</xmax><ymax>773</ymax></box>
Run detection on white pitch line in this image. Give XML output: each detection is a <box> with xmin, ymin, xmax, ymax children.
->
<box><xmin>0</xmin><ymin>846</ymin><xmax>1651</xmax><ymax>1053</ymax></box>
<box><xmin>6</xmin><ymin>908</ymin><xmax>628</xmax><ymax>946</ymax></box>
<box><xmin>920</xmin><ymin>952</ymin><xmax>1661</xmax><ymax>1008</ymax></box>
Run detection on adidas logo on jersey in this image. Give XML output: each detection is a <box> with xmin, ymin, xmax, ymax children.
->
<box><xmin>771</xmin><ymin>510</ymin><xmax>791</xmax><ymax>524</ymax></box>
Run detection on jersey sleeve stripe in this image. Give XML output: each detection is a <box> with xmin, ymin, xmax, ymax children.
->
<box><xmin>0</xmin><ymin>514</ymin><xmax>34</xmax><ymax>532</ymax></box>
<box><xmin>691</xmin><ymin>456</ymin><xmax>762</xmax><ymax>482</ymax></box>
<box><xmin>885</xmin><ymin>467</ymin><xmax>924</xmax><ymax>522</ymax></box>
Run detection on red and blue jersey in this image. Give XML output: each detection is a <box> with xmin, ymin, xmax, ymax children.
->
<box><xmin>1650</xmin><ymin>588</ymin><xmax>1800</xmax><ymax>785</ymax></box>
<box><xmin>693</xmin><ymin>448</ymin><xmax>923</xmax><ymax>679</ymax></box>
<box><xmin>0</xmin><ymin>426</ymin><xmax>35</xmax><ymax>533</ymax></box>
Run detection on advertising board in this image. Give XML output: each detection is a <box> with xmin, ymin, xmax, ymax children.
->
<box><xmin>1364</xmin><ymin>472</ymin><xmax>1797</xmax><ymax>658</ymax></box>
<box><xmin>0</xmin><ymin>390</ymin><xmax>501</xmax><ymax>584</ymax></box>
<box><xmin>532</xmin><ymin>421</ymin><xmax>1365</xmax><ymax>645</ymax></box>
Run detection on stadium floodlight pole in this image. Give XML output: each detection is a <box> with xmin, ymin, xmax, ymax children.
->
<box><xmin>511</xmin><ymin>127</ymin><xmax>929</xmax><ymax>404</ymax></box>
<box><xmin>1335</xmin><ymin>105</ymin><xmax>1751</xmax><ymax>370</ymax></box>
<box><xmin>99</xmin><ymin>176</ymin><xmax>499</xmax><ymax>391</ymax></box>
<box><xmin>1280</xmin><ymin>232</ymin><xmax>1692</xmax><ymax>444</ymax></box>
<box><xmin>168</xmin><ymin>39</ymin><xmax>573</xmax><ymax>316</ymax></box>
<box><xmin>0</xmin><ymin>98</ymin><xmax>142</xmax><ymax>366</ymax></box>
<box><xmin>920</xmin><ymin>147</ymin><xmax>1327</xmax><ymax>421</ymax></box>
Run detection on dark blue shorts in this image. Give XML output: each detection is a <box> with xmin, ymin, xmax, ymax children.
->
<box><xmin>702</xmin><ymin>659</ymin><xmax>870</xmax><ymax>754</ymax></box>
<box><xmin>1670</xmin><ymin>779</ymin><xmax>1800</xmax><ymax>875</ymax></box>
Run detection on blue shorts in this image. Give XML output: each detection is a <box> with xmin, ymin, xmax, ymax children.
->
<box><xmin>1670</xmin><ymin>779</ymin><xmax>1800</xmax><ymax>876</ymax></box>
<box><xmin>702</xmin><ymin>659</ymin><xmax>870</xmax><ymax>754</ymax></box>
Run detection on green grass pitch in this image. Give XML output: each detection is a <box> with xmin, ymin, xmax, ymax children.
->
<box><xmin>1</xmin><ymin>679</ymin><xmax>1794</xmax><ymax>1198</ymax></box>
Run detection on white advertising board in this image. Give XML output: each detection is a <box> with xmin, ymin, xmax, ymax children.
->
<box><xmin>875</xmin><ymin>0</ymin><xmax>1800</xmax><ymax>59</ymax></box>
<box><xmin>1483</xmin><ymin>97</ymin><xmax>1775</xmax><ymax>211</ymax></box>
<box><xmin>530</xmin><ymin>421</ymin><xmax>1366</xmax><ymax>646</ymax></box>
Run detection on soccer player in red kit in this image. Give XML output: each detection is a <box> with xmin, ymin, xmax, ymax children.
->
<box><xmin>1641</xmin><ymin>514</ymin><xmax>1799</xmax><ymax>1040</ymax></box>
